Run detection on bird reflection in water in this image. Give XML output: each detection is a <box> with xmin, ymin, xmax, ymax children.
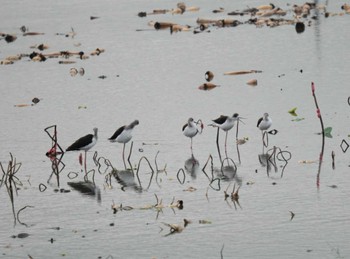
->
<box><xmin>184</xmin><ymin>156</ymin><xmax>199</xmax><ymax>180</ymax></box>
<box><xmin>67</xmin><ymin>181</ymin><xmax>101</xmax><ymax>203</ymax></box>
<box><xmin>219</xmin><ymin>157</ymin><xmax>242</xmax><ymax>183</ymax></box>
<box><xmin>112</xmin><ymin>169</ymin><xmax>142</xmax><ymax>193</ymax></box>
<box><xmin>221</xmin><ymin>164</ymin><xmax>237</xmax><ymax>181</ymax></box>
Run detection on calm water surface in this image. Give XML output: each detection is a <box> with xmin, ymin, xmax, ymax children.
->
<box><xmin>1</xmin><ymin>0</ymin><xmax>350</xmax><ymax>258</ymax></box>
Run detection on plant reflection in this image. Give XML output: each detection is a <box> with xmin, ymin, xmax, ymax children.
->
<box><xmin>224</xmin><ymin>183</ymin><xmax>242</xmax><ymax>210</ymax></box>
<box><xmin>258</xmin><ymin>146</ymin><xmax>292</xmax><ymax>178</ymax></box>
<box><xmin>201</xmin><ymin>154</ymin><xmax>242</xmax><ymax>192</ymax></box>
<box><xmin>0</xmin><ymin>153</ymin><xmax>24</xmax><ymax>226</ymax></box>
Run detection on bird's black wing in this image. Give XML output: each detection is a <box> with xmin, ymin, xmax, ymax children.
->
<box><xmin>182</xmin><ymin>123</ymin><xmax>188</xmax><ymax>131</ymax></box>
<box><xmin>66</xmin><ymin>134</ymin><xmax>93</xmax><ymax>151</ymax></box>
<box><xmin>212</xmin><ymin>115</ymin><xmax>227</xmax><ymax>125</ymax></box>
<box><xmin>108</xmin><ymin>125</ymin><xmax>125</xmax><ymax>141</ymax></box>
<box><xmin>257</xmin><ymin>117</ymin><xmax>263</xmax><ymax>127</ymax></box>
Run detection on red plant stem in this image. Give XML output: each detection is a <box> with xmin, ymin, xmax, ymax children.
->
<box><xmin>311</xmin><ymin>82</ymin><xmax>325</xmax><ymax>161</ymax></box>
<box><xmin>311</xmin><ymin>82</ymin><xmax>325</xmax><ymax>188</ymax></box>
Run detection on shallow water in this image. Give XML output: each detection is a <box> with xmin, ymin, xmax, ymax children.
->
<box><xmin>1</xmin><ymin>0</ymin><xmax>350</xmax><ymax>258</ymax></box>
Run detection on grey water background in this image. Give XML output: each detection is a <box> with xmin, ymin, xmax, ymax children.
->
<box><xmin>1</xmin><ymin>0</ymin><xmax>350</xmax><ymax>258</ymax></box>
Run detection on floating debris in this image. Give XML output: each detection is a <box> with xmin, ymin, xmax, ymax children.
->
<box><xmin>199</xmin><ymin>219</ymin><xmax>212</xmax><ymax>224</ymax></box>
<box><xmin>246</xmin><ymin>79</ymin><xmax>258</xmax><ymax>86</ymax></box>
<box><xmin>327</xmin><ymin>185</ymin><xmax>338</xmax><ymax>188</ymax></box>
<box><xmin>224</xmin><ymin>70</ymin><xmax>262</xmax><ymax>75</ymax></box>
<box><xmin>236</xmin><ymin>137</ymin><xmax>249</xmax><ymax>145</ymax></box>
<box><xmin>30</xmin><ymin>43</ymin><xmax>49</xmax><ymax>50</ymax></box>
<box><xmin>295</xmin><ymin>22</ymin><xmax>305</xmax><ymax>33</ymax></box>
<box><xmin>342</xmin><ymin>4</ymin><xmax>350</xmax><ymax>14</ymax></box>
<box><xmin>4</xmin><ymin>55</ymin><xmax>21</xmax><ymax>62</ymax></box>
<box><xmin>298</xmin><ymin>160</ymin><xmax>317</xmax><ymax>164</ymax></box>
<box><xmin>196</xmin><ymin>18</ymin><xmax>241</xmax><ymax>27</ymax></box>
<box><xmin>79</xmin><ymin>67</ymin><xmax>85</xmax><ymax>76</ymax></box>
<box><xmin>12</xmin><ymin>233</ymin><xmax>30</xmax><ymax>239</ymax></box>
<box><xmin>152</xmin><ymin>21</ymin><xmax>175</xmax><ymax>30</ymax></box>
<box><xmin>183</xmin><ymin>186</ymin><xmax>197</xmax><ymax>192</ymax></box>
<box><xmin>198</xmin><ymin>83</ymin><xmax>219</xmax><ymax>91</ymax></box>
<box><xmin>0</xmin><ymin>60</ymin><xmax>14</xmax><ymax>65</ymax></box>
<box><xmin>291</xmin><ymin>117</ymin><xmax>305</xmax><ymax>122</ymax></box>
<box><xmin>56</xmin><ymin>27</ymin><xmax>76</xmax><ymax>38</ymax></box>
<box><xmin>20</xmin><ymin>25</ymin><xmax>28</xmax><ymax>33</ymax></box>
<box><xmin>90</xmin><ymin>48</ymin><xmax>105</xmax><ymax>56</ymax></box>
<box><xmin>205</xmin><ymin>71</ymin><xmax>214</xmax><ymax>82</ymax></box>
<box><xmin>289</xmin><ymin>211</ymin><xmax>295</xmax><ymax>221</ymax></box>
<box><xmin>162</xmin><ymin>219</ymin><xmax>191</xmax><ymax>236</ymax></box>
<box><xmin>23</xmin><ymin>31</ymin><xmax>45</xmax><ymax>36</ymax></box>
<box><xmin>2</xmin><ymin>34</ymin><xmax>17</xmax><ymax>43</ymax></box>
<box><xmin>212</xmin><ymin>7</ymin><xmax>224</xmax><ymax>13</ymax></box>
<box><xmin>32</xmin><ymin>97</ymin><xmax>40</xmax><ymax>104</ymax></box>
<box><xmin>70</xmin><ymin>68</ymin><xmax>78</xmax><ymax>76</ymax></box>
<box><xmin>70</xmin><ymin>67</ymin><xmax>85</xmax><ymax>76</ymax></box>
<box><xmin>59</xmin><ymin>60</ymin><xmax>76</xmax><ymax>64</ymax></box>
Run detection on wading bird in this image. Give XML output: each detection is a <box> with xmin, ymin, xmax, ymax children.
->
<box><xmin>257</xmin><ymin>113</ymin><xmax>272</xmax><ymax>132</ymax></box>
<box><xmin>182</xmin><ymin>118</ymin><xmax>201</xmax><ymax>154</ymax></box>
<box><xmin>108</xmin><ymin>120</ymin><xmax>139</xmax><ymax>168</ymax></box>
<box><xmin>257</xmin><ymin>113</ymin><xmax>272</xmax><ymax>148</ymax></box>
<box><xmin>66</xmin><ymin>128</ymin><xmax>98</xmax><ymax>172</ymax></box>
<box><xmin>211</xmin><ymin>113</ymin><xmax>240</xmax><ymax>157</ymax></box>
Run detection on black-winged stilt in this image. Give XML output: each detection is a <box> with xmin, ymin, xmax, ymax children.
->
<box><xmin>108</xmin><ymin>120</ymin><xmax>139</xmax><ymax>168</ymax></box>
<box><xmin>211</xmin><ymin>113</ymin><xmax>240</xmax><ymax>156</ymax></box>
<box><xmin>66</xmin><ymin>128</ymin><xmax>98</xmax><ymax>172</ymax></box>
<box><xmin>257</xmin><ymin>113</ymin><xmax>272</xmax><ymax>131</ymax></box>
<box><xmin>182</xmin><ymin>118</ymin><xmax>202</xmax><ymax>154</ymax></box>
<box><xmin>257</xmin><ymin>113</ymin><xmax>272</xmax><ymax>148</ymax></box>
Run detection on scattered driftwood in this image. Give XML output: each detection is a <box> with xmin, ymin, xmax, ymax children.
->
<box><xmin>224</xmin><ymin>70</ymin><xmax>262</xmax><ymax>75</ymax></box>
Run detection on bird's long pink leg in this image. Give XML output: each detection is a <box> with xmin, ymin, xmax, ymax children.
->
<box><xmin>84</xmin><ymin>151</ymin><xmax>87</xmax><ymax>173</ymax></box>
<box><xmin>224</xmin><ymin>131</ymin><xmax>228</xmax><ymax>158</ymax></box>
<box><xmin>122</xmin><ymin>143</ymin><xmax>127</xmax><ymax>169</ymax></box>
<box><xmin>190</xmin><ymin>138</ymin><xmax>193</xmax><ymax>155</ymax></box>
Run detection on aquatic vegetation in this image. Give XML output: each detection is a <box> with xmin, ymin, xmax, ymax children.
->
<box><xmin>323</xmin><ymin>127</ymin><xmax>333</xmax><ymax>138</ymax></box>
<box><xmin>1</xmin><ymin>2</ymin><xmax>349</xmax><ymax>258</ymax></box>
<box><xmin>224</xmin><ymin>183</ymin><xmax>241</xmax><ymax>210</ymax></box>
<box><xmin>0</xmin><ymin>153</ymin><xmax>29</xmax><ymax>226</ymax></box>
<box><xmin>288</xmin><ymin>107</ymin><xmax>298</xmax><ymax>116</ymax></box>
<box><xmin>311</xmin><ymin>82</ymin><xmax>325</xmax><ymax>187</ymax></box>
